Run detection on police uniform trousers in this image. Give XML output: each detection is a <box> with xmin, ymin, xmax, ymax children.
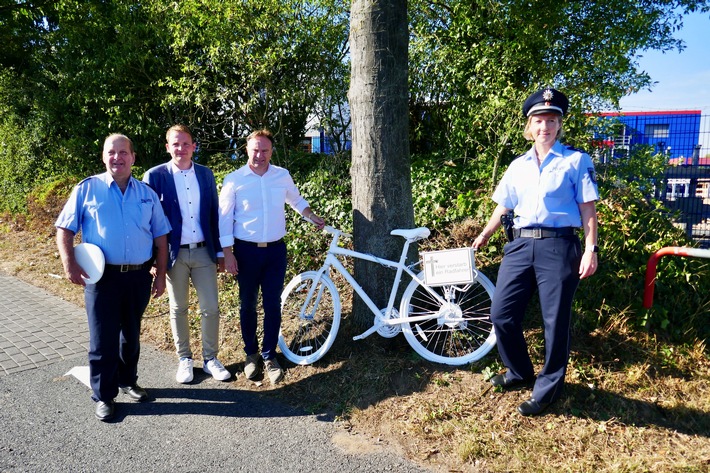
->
<box><xmin>490</xmin><ymin>235</ymin><xmax>581</xmax><ymax>404</ymax></box>
<box><xmin>234</xmin><ymin>239</ymin><xmax>287</xmax><ymax>361</ymax></box>
<box><xmin>84</xmin><ymin>268</ymin><xmax>152</xmax><ymax>402</ymax></box>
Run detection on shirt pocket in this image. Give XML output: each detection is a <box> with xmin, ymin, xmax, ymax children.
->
<box><xmin>541</xmin><ymin>167</ymin><xmax>572</xmax><ymax>199</ymax></box>
<box><xmin>136</xmin><ymin>199</ymin><xmax>154</xmax><ymax>229</ymax></box>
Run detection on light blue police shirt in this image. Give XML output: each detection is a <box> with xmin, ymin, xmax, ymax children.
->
<box><xmin>492</xmin><ymin>141</ymin><xmax>599</xmax><ymax>228</ymax></box>
<box><xmin>55</xmin><ymin>172</ymin><xmax>171</xmax><ymax>265</ymax></box>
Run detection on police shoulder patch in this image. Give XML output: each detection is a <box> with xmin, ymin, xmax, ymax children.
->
<box><xmin>587</xmin><ymin>167</ymin><xmax>597</xmax><ymax>184</ymax></box>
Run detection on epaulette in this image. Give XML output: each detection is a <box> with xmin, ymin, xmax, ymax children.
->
<box><xmin>76</xmin><ymin>175</ymin><xmax>101</xmax><ymax>186</ymax></box>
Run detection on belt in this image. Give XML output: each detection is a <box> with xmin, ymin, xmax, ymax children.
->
<box><xmin>513</xmin><ymin>227</ymin><xmax>576</xmax><ymax>239</ymax></box>
<box><xmin>104</xmin><ymin>261</ymin><xmax>152</xmax><ymax>272</ymax></box>
<box><xmin>235</xmin><ymin>238</ymin><xmax>284</xmax><ymax>248</ymax></box>
<box><xmin>179</xmin><ymin>241</ymin><xmax>206</xmax><ymax>249</ymax></box>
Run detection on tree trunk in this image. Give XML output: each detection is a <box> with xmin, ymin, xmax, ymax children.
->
<box><xmin>348</xmin><ymin>0</ymin><xmax>414</xmax><ymax>327</ymax></box>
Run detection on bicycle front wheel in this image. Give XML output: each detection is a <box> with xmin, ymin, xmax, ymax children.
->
<box><xmin>279</xmin><ymin>271</ymin><xmax>341</xmax><ymax>365</ymax></box>
<box><xmin>400</xmin><ymin>270</ymin><xmax>496</xmax><ymax>365</ymax></box>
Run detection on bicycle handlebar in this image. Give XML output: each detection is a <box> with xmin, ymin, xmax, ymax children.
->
<box><xmin>324</xmin><ymin>226</ymin><xmax>352</xmax><ymax>239</ymax></box>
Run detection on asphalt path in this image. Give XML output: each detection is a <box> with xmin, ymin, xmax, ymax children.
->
<box><xmin>0</xmin><ymin>276</ymin><xmax>428</xmax><ymax>472</ymax></box>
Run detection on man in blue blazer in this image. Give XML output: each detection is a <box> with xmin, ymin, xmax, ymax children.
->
<box><xmin>143</xmin><ymin>125</ymin><xmax>231</xmax><ymax>383</ymax></box>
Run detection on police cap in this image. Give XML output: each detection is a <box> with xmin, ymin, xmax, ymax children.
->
<box><xmin>522</xmin><ymin>87</ymin><xmax>569</xmax><ymax>117</ymax></box>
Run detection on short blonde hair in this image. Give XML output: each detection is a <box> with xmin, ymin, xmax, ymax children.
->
<box><xmin>246</xmin><ymin>129</ymin><xmax>274</xmax><ymax>146</ymax></box>
<box><xmin>523</xmin><ymin>115</ymin><xmax>564</xmax><ymax>141</ymax></box>
<box><xmin>166</xmin><ymin>124</ymin><xmax>193</xmax><ymax>143</ymax></box>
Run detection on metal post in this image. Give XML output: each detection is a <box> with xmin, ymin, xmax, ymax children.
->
<box><xmin>643</xmin><ymin>246</ymin><xmax>710</xmax><ymax>308</ymax></box>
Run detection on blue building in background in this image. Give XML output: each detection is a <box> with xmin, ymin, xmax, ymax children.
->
<box><xmin>593</xmin><ymin>110</ymin><xmax>702</xmax><ymax>160</ymax></box>
<box><xmin>590</xmin><ymin>109</ymin><xmax>710</xmax><ymax>247</ymax></box>
<box><xmin>303</xmin><ymin>127</ymin><xmax>351</xmax><ymax>154</ymax></box>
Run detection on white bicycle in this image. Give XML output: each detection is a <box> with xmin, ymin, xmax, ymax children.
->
<box><xmin>278</xmin><ymin>225</ymin><xmax>497</xmax><ymax>365</ymax></box>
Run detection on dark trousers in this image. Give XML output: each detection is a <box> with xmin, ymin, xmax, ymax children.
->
<box><xmin>490</xmin><ymin>236</ymin><xmax>581</xmax><ymax>403</ymax></box>
<box><xmin>234</xmin><ymin>240</ymin><xmax>287</xmax><ymax>361</ymax></box>
<box><xmin>84</xmin><ymin>269</ymin><xmax>152</xmax><ymax>402</ymax></box>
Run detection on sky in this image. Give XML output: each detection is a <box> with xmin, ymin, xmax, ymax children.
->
<box><xmin>619</xmin><ymin>11</ymin><xmax>710</xmax><ymax>112</ymax></box>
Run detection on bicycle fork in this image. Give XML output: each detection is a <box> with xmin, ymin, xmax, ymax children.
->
<box><xmin>298</xmin><ymin>265</ymin><xmax>334</xmax><ymax>320</ymax></box>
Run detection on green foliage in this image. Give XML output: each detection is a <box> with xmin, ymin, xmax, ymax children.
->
<box><xmin>0</xmin><ymin>0</ymin><xmax>349</xmax><ymax>211</ymax></box>
<box><xmin>575</xmin><ymin>147</ymin><xmax>710</xmax><ymax>343</ymax></box>
<box><xmin>410</xmin><ymin>154</ymin><xmax>490</xmax><ymax>231</ymax></box>
<box><xmin>283</xmin><ymin>152</ymin><xmax>353</xmax><ymax>277</ymax></box>
<box><xmin>408</xmin><ymin>0</ymin><xmax>709</xmax><ymax>182</ymax></box>
<box><xmin>154</xmin><ymin>0</ymin><xmax>349</xmax><ymax>152</ymax></box>
<box><xmin>0</xmin><ymin>108</ymin><xmax>59</xmax><ymax>213</ymax></box>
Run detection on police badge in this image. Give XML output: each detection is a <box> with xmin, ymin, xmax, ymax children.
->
<box><xmin>542</xmin><ymin>88</ymin><xmax>554</xmax><ymax>102</ymax></box>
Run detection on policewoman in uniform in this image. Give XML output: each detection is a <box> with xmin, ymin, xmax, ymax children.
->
<box><xmin>473</xmin><ymin>88</ymin><xmax>599</xmax><ymax>416</ymax></box>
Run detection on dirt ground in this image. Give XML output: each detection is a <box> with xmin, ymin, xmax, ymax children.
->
<box><xmin>2</xmin><ymin>214</ymin><xmax>709</xmax><ymax>472</ymax></box>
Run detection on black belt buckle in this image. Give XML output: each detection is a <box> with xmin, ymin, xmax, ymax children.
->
<box><xmin>531</xmin><ymin>228</ymin><xmax>543</xmax><ymax>239</ymax></box>
<box><xmin>120</xmin><ymin>264</ymin><xmax>129</xmax><ymax>273</ymax></box>
<box><xmin>180</xmin><ymin>242</ymin><xmax>205</xmax><ymax>249</ymax></box>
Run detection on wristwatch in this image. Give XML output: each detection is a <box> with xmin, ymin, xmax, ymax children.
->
<box><xmin>586</xmin><ymin>245</ymin><xmax>599</xmax><ymax>253</ymax></box>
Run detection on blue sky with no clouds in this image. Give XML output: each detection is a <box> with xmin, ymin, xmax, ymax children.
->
<box><xmin>619</xmin><ymin>11</ymin><xmax>710</xmax><ymax>112</ymax></box>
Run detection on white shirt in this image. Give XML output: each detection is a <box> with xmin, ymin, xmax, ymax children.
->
<box><xmin>218</xmin><ymin>164</ymin><xmax>309</xmax><ymax>247</ymax></box>
<box><xmin>170</xmin><ymin>161</ymin><xmax>205</xmax><ymax>245</ymax></box>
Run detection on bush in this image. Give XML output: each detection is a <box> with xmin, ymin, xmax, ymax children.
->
<box><xmin>577</xmin><ymin>149</ymin><xmax>710</xmax><ymax>343</ymax></box>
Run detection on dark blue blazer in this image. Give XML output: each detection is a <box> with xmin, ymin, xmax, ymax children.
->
<box><xmin>143</xmin><ymin>162</ymin><xmax>221</xmax><ymax>269</ymax></box>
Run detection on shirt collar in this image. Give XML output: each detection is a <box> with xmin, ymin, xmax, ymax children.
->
<box><xmin>239</xmin><ymin>163</ymin><xmax>273</xmax><ymax>177</ymax></box>
<box><xmin>169</xmin><ymin>160</ymin><xmax>194</xmax><ymax>174</ymax></box>
<box><xmin>99</xmin><ymin>171</ymin><xmax>136</xmax><ymax>189</ymax></box>
<box><xmin>524</xmin><ymin>140</ymin><xmax>564</xmax><ymax>162</ymax></box>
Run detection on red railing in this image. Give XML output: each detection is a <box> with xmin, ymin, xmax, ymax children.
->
<box><xmin>643</xmin><ymin>246</ymin><xmax>710</xmax><ymax>308</ymax></box>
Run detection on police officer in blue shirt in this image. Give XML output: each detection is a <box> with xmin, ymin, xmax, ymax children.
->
<box><xmin>473</xmin><ymin>88</ymin><xmax>599</xmax><ymax>416</ymax></box>
<box><xmin>56</xmin><ymin>133</ymin><xmax>171</xmax><ymax>422</ymax></box>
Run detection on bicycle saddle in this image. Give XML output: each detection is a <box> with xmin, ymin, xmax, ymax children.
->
<box><xmin>390</xmin><ymin>227</ymin><xmax>430</xmax><ymax>240</ymax></box>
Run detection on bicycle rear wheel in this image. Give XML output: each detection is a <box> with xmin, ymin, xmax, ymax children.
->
<box><xmin>279</xmin><ymin>271</ymin><xmax>341</xmax><ymax>365</ymax></box>
<box><xmin>400</xmin><ymin>270</ymin><xmax>496</xmax><ymax>365</ymax></box>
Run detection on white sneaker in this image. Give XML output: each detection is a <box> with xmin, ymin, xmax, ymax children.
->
<box><xmin>176</xmin><ymin>357</ymin><xmax>194</xmax><ymax>383</ymax></box>
<box><xmin>203</xmin><ymin>357</ymin><xmax>231</xmax><ymax>381</ymax></box>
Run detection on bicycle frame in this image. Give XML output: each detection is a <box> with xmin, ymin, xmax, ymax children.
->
<box><xmin>301</xmin><ymin>227</ymin><xmax>464</xmax><ymax>341</ymax></box>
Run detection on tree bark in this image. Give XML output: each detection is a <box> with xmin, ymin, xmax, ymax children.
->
<box><xmin>348</xmin><ymin>0</ymin><xmax>414</xmax><ymax>327</ymax></box>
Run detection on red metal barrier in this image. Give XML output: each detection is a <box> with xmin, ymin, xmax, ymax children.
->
<box><xmin>643</xmin><ymin>246</ymin><xmax>710</xmax><ymax>308</ymax></box>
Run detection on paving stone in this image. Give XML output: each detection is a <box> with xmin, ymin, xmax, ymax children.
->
<box><xmin>0</xmin><ymin>276</ymin><xmax>88</xmax><ymax>377</ymax></box>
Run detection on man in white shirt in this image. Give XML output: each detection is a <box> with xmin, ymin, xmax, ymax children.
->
<box><xmin>143</xmin><ymin>125</ymin><xmax>231</xmax><ymax>384</ymax></box>
<box><xmin>219</xmin><ymin>129</ymin><xmax>325</xmax><ymax>384</ymax></box>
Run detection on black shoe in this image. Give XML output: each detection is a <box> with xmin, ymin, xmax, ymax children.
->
<box><xmin>489</xmin><ymin>373</ymin><xmax>535</xmax><ymax>389</ymax></box>
<box><xmin>95</xmin><ymin>400</ymin><xmax>115</xmax><ymax>421</ymax></box>
<box><xmin>517</xmin><ymin>398</ymin><xmax>551</xmax><ymax>416</ymax></box>
<box><xmin>120</xmin><ymin>384</ymin><xmax>148</xmax><ymax>402</ymax></box>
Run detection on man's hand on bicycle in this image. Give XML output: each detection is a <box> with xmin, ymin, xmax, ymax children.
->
<box><xmin>303</xmin><ymin>209</ymin><xmax>325</xmax><ymax>230</ymax></box>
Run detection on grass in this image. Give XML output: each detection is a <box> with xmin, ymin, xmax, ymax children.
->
<box><xmin>1</xmin><ymin>211</ymin><xmax>709</xmax><ymax>472</ymax></box>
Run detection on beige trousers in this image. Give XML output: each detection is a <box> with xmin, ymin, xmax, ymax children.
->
<box><xmin>166</xmin><ymin>247</ymin><xmax>220</xmax><ymax>360</ymax></box>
